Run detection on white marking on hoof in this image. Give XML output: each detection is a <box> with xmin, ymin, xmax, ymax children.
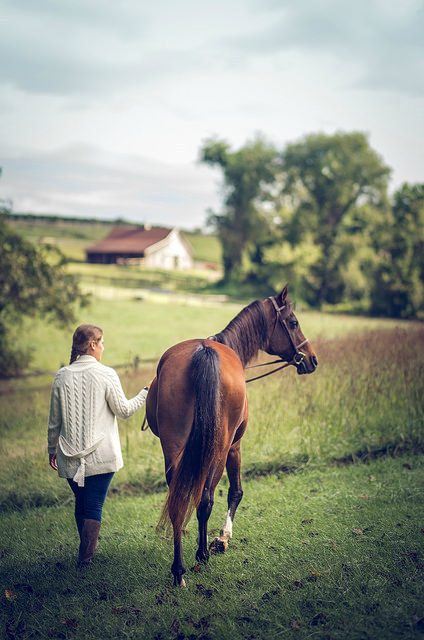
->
<box><xmin>220</xmin><ymin>510</ymin><xmax>233</xmax><ymax>539</ymax></box>
<box><xmin>179</xmin><ymin>577</ymin><xmax>186</xmax><ymax>588</ymax></box>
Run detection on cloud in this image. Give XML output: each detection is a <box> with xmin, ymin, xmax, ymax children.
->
<box><xmin>225</xmin><ymin>0</ymin><xmax>424</xmax><ymax>96</ymax></box>
<box><xmin>1</xmin><ymin>0</ymin><xmax>254</xmax><ymax>96</ymax></box>
<box><xmin>2</xmin><ymin>0</ymin><xmax>150</xmax><ymax>95</ymax></box>
<box><xmin>0</xmin><ymin>145</ymin><xmax>220</xmax><ymax>228</ymax></box>
<box><xmin>3</xmin><ymin>0</ymin><xmax>423</xmax><ymax>99</ymax></box>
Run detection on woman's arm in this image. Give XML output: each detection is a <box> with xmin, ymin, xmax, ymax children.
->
<box><xmin>105</xmin><ymin>370</ymin><xmax>150</xmax><ymax>419</ymax></box>
<box><xmin>47</xmin><ymin>383</ymin><xmax>61</xmax><ymax>461</ymax></box>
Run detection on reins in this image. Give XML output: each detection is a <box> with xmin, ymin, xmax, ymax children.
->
<box><xmin>245</xmin><ymin>358</ymin><xmax>292</xmax><ymax>383</ymax></box>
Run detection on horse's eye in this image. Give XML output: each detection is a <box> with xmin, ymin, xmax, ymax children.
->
<box><xmin>290</xmin><ymin>320</ymin><xmax>298</xmax><ymax>329</ymax></box>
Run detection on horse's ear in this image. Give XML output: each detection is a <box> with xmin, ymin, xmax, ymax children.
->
<box><xmin>276</xmin><ymin>284</ymin><xmax>289</xmax><ymax>307</ymax></box>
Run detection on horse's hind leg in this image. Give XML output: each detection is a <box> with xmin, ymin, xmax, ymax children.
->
<box><xmin>171</xmin><ymin>526</ymin><xmax>186</xmax><ymax>587</ymax></box>
<box><xmin>196</xmin><ymin>466</ymin><xmax>218</xmax><ymax>564</ymax></box>
<box><xmin>220</xmin><ymin>440</ymin><xmax>243</xmax><ymax>540</ymax></box>
<box><xmin>164</xmin><ymin>463</ymin><xmax>187</xmax><ymax>587</ymax></box>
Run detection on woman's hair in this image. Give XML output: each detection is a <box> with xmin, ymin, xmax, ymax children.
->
<box><xmin>70</xmin><ymin>324</ymin><xmax>103</xmax><ymax>364</ymax></box>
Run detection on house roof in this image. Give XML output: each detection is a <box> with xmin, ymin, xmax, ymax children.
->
<box><xmin>86</xmin><ymin>226</ymin><xmax>172</xmax><ymax>255</ymax></box>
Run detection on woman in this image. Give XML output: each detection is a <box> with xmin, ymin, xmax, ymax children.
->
<box><xmin>48</xmin><ymin>324</ymin><xmax>150</xmax><ymax>567</ymax></box>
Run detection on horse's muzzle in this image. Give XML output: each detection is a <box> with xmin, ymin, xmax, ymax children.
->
<box><xmin>297</xmin><ymin>354</ymin><xmax>318</xmax><ymax>375</ymax></box>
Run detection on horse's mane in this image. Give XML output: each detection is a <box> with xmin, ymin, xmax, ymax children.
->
<box><xmin>211</xmin><ymin>300</ymin><xmax>268</xmax><ymax>367</ymax></box>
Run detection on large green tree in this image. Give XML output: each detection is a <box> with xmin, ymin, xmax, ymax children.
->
<box><xmin>200</xmin><ymin>136</ymin><xmax>279</xmax><ymax>282</ymax></box>
<box><xmin>369</xmin><ymin>182</ymin><xmax>424</xmax><ymax>318</ymax></box>
<box><xmin>280</xmin><ymin>132</ymin><xmax>391</xmax><ymax>306</ymax></box>
<box><xmin>0</xmin><ymin>211</ymin><xmax>89</xmax><ymax>376</ymax></box>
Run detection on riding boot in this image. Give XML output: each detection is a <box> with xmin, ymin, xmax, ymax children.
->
<box><xmin>78</xmin><ymin>519</ymin><xmax>101</xmax><ymax>568</ymax></box>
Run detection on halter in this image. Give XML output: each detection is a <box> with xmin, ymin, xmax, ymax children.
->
<box><xmin>245</xmin><ymin>296</ymin><xmax>309</xmax><ymax>383</ymax></box>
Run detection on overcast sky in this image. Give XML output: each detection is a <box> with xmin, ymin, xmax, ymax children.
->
<box><xmin>1</xmin><ymin>0</ymin><xmax>423</xmax><ymax>229</ymax></box>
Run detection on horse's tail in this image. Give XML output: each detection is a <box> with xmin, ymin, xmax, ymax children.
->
<box><xmin>159</xmin><ymin>341</ymin><xmax>221</xmax><ymax>533</ymax></box>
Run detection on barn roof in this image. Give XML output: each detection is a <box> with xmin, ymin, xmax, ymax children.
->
<box><xmin>86</xmin><ymin>226</ymin><xmax>172</xmax><ymax>255</ymax></box>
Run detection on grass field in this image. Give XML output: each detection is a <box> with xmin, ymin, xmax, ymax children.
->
<box><xmin>1</xmin><ymin>217</ymin><xmax>424</xmax><ymax>638</ymax></box>
<box><xmin>1</xmin><ymin>292</ymin><xmax>423</xmax><ymax>639</ymax></box>
<box><xmin>2</xmin><ymin>458</ymin><xmax>423</xmax><ymax>640</ymax></box>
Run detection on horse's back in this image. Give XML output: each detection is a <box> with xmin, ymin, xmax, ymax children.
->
<box><xmin>158</xmin><ymin>338</ymin><xmax>244</xmax><ymax>378</ymax></box>
<box><xmin>147</xmin><ymin>338</ymin><xmax>247</xmax><ymax>446</ymax></box>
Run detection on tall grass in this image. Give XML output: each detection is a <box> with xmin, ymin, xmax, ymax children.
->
<box><xmin>245</xmin><ymin>328</ymin><xmax>424</xmax><ymax>470</ymax></box>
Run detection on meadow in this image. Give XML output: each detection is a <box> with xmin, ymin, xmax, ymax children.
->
<box><xmin>1</xmin><ymin>218</ymin><xmax>424</xmax><ymax>638</ymax></box>
<box><xmin>1</xmin><ymin>291</ymin><xmax>423</xmax><ymax>640</ymax></box>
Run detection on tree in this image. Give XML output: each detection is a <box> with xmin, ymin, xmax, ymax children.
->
<box><xmin>280</xmin><ymin>132</ymin><xmax>391</xmax><ymax>306</ymax></box>
<box><xmin>200</xmin><ymin>136</ymin><xmax>279</xmax><ymax>282</ymax></box>
<box><xmin>369</xmin><ymin>183</ymin><xmax>424</xmax><ymax>318</ymax></box>
<box><xmin>0</xmin><ymin>213</ymin><xmax>89</xmax><ymax>376</ymax></box>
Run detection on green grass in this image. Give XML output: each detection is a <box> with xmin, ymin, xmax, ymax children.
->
<box><xmin>1</xmin><ymin>288</ymin><xmax>423</xmax><ymax>638</ymax></box>
<box><xmin>184</xmin><ymin>231</ymin><xmax>222</xmax><ymax>265</ymax></box>
<box><xmin>6</xmin><ymin>294</ymin><xmax>414</xmax><ymax>376</ymax></box>
<box><xmin>5</xmin><ymin>215</ymin><xmax>113</xmax><ymax>261</ymax></box>
<box><xmin>1</xmin><ymin>457</ymin><xmax>423</xmax><ymax>639</ymax></box>
<box><xmin>66</xmin><ymin>262</ymin><xmax>222</xmax><ymax>296</ymax></box>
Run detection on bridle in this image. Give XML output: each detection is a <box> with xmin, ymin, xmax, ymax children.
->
<box><xmin>245</xmin><ymin>296</ymin><xmax>309</xmax><ymax>383</ymax></box>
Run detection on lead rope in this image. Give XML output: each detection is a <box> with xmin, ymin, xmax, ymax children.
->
<box><xmin>141</xmin><ymin>414</ymin><xmax>148</xmax><ymax>431</ymax></box>
<box><xmin>245</xmin><ymin>359</ymin><xmax>292</xmax><ymax>383</ymax></box>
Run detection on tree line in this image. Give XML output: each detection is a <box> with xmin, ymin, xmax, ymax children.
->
<box><xmin>200</xmin><ymin>131</ymin><xmax>424</xmax><ymax>319</ymax></box>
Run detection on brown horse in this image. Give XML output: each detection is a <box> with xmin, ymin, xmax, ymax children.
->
<box><xmin>145</xmin><ymin>286</ymin><xmax>317</xmax><ymax>586</ymax></box>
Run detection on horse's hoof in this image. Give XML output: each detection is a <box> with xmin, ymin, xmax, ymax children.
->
<box><xmin>209</xmin><ymin>536</ymin><xmax>228</xmax><ymax>554</ymax></box>
<box><xmin>173</xmin><ymin>575</ymin><xmax>187</xmax><ymax>587</ymax></box>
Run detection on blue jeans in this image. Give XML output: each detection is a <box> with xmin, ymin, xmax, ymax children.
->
<box><xmin>67</xmin><ymin>472</ymin><xmax>114</xmax><ymax>522</ymax></box>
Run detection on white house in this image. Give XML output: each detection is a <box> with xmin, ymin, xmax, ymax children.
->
<box><xmin>85</xmin><ymin>225</ymin><xmax>193</xmax><ymax>270</ymax></box>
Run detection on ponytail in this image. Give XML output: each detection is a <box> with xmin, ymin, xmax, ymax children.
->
<box><xmin>69</xmin><ymin>346</ymin><xmax>80</xmax><ymax>365</ymax></box>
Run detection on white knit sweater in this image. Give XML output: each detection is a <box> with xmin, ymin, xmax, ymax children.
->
<box><xmin>48</xmin><ymin>355</ymin><xmax>148</xmax><ymax>486</ymax></box>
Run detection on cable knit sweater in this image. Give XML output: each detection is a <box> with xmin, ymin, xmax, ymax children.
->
<box><xmin>48</xmin><ymin>355</ymin><xmax>148</xmax><ymax>486</ymax></box>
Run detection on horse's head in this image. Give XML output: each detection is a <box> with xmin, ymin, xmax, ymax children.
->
<box><xmin>264</xmin><ymin>285</ymin><xmax>318</xmax><ymax>375</ymax></box>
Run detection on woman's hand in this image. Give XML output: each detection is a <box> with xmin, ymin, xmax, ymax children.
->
<box><xmin>49</xmin><ymin>453</ymin><xmax>58</xmax><ymax>471</ymax></box>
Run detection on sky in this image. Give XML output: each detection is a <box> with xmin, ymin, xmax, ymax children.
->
<box><xmin>1</xmin><ymin>0</ymin><xmax>423</xmax><ymax>230</ymax></box>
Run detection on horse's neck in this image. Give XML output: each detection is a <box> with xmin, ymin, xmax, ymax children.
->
<box><xmin>212</xmin><ymin>302</ymin><xmax>267</xmax><ymax>368</ymax></box>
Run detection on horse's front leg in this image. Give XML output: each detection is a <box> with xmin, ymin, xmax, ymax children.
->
<box><xmin>220</xmin><ymin>439</ymin><xmax>244</xmax><ymax>540</ymax></box>
<box><xmin>207</xmin><ymin>442</ymin><xmax>244</xmax><ymax>554</ymax></box>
